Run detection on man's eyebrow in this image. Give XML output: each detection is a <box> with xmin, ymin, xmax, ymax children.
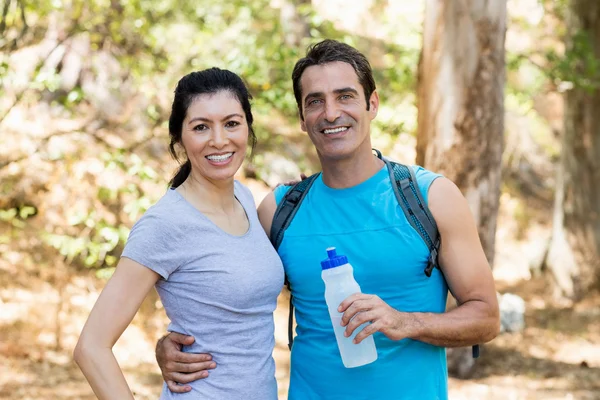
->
<box><xmin>304</xmin><ymin>88</ymin><xmax>359</xmax><ymax>103</ymax></box>
<box><xmin>333</xmin><ymin>87</ymin><xmax>359</xmax><ymax>95</ymax></box>
<box><xmin>188</xmin><ymin>113</ymin><xmax>244</xmax><ymax>125</ymax></box>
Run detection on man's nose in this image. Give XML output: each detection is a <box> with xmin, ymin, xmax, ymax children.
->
<box><xmin>324</xmin><ymin>102</ymin><xmax>341</xmax><ymax>122</ymax></box>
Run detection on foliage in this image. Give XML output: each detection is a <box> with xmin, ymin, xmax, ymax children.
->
<box><xmin>0</xmin><ymin>0</ymin><xmax>419</xmax><ymax>274</ymax></box>
<box><xmin>509</xmin><ymin>0</ymin><xmax>600</xmax><ymax>92</ymax></box>
<box><xmin>546</xmin><ymin>31</ymin><xmax>600</xmax><ymax>92</ymax></box>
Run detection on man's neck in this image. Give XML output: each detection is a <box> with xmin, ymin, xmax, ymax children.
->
<box><xmin>320</xmin><ymin>149</ymin><xmax>384</xmax><ymax>189</ymax></box>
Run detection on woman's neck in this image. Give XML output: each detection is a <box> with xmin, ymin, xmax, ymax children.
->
<box><xmin>177</xmin><ymin>172</ymin><xmax>237</xmax><ymax>214</ymax></box>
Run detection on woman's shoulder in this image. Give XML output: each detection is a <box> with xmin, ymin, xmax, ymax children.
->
<box><xmin>132</xmin><ymin>189</ymin><xmax>189</xmax><ymax>229</ymax></box>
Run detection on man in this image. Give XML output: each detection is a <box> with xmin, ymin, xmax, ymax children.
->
<box><xmin>155</xmin><ymin>39</ymin><xmax>499</xmax><ymax>399</ymax></box>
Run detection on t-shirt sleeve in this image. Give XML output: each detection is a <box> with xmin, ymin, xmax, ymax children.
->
<box><xmin>411</xmin><ymin>165</ymin><xmax>443</xmax><ymax>206</ymax></box>
<box><xmin>273</xmin><ymin>184</ymin><xmax>293</xmax><ymax>206</ymax></box>
<box><xmin>121</xmin><ymin>213</ymin><xmax>181</xmax><ymax>280</ymax></box>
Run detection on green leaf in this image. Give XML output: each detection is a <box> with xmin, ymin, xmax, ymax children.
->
<box><xmin>0</xmin><ymin>209</ymin><xmax>18</xmax><ymax>221</ymax></box>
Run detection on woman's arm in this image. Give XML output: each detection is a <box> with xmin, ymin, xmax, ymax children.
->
<box><xmin>74</xmin><ymin>257</ymin><xmax>160</xmax><ymax>399</ymax></box>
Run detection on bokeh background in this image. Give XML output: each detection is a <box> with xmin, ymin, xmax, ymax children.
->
<box><xmin>1</xmin><ymin>0</ymin><xmax>599</xmax><ymax>399</ymax></box>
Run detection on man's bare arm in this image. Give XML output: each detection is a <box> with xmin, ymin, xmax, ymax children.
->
<box><xmin>410</xmin><ymin>177</ymin><xmax>500</xmax><ymax>346</ymax></box>
<box><xmin>340</xmin><ymin>177</ymin><xmax>499</xmax><ymax>347</ymax></box>
<box><xmin>257</xmin><ymin>191</ymin><xmax>277</xmax><ymax>237</ymax></box>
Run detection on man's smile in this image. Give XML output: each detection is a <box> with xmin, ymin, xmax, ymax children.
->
<box><xmin>322</xmin><ymin>126</ymin><xmax>349</xmax><ymax>134</ymax></box>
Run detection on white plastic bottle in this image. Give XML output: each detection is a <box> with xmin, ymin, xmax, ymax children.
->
<box><xmin>321</xmin><ymin>247</ymin><xmax>378</xmax><ymax>368</ymax></box>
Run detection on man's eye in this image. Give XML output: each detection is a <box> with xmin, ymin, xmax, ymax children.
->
<box><xmin>193</xmin><ymin>124</ymin><xmax>208</xmax><ymax>131</ymax></box>
<box><xmin>308</xmin><ymin>99</ymin><xmax>321</xmax><ymax>106</ymax></box>
<box><xmin>340</xmin><ymin>94</ymin><xmax>352</xmax><ymax>100</ymax></box>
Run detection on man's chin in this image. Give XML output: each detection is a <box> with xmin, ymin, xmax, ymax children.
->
<box><xmin>317</xmin><ymin>147</ymin><xmax>356</xmax><ymax>162</ymax></box>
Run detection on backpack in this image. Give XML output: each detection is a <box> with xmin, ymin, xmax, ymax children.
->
<box><xmin>269</xmin><ymin>149</ymin><xmax>479</xmax><ymax>358</ymax></box>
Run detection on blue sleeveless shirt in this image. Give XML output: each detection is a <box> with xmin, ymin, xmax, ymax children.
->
<box><xmin>274</xmin><ymin>165</ymin><xmax>448</xmax><ymax>400</ymax></box>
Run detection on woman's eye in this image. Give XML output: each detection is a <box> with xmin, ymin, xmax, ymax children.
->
<box><xmin>226</xmin><ymin>121</ymin><xmax>240</xmax><ymax>128</ymax></box>
<box><xmin>193</xmin><ymin>124</ymin><xmax>208</xmax><ymax>131</ymax></box>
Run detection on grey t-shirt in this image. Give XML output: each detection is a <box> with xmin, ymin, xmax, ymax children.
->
<box><xmin>122</xmin><ymin>181</ymin><xmax>284</xmax><ymax>399</ymax></box>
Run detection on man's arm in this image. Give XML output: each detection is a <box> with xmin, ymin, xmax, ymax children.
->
<box><xmin>257</xmin><ymin>191</ymin><xmax>277</xmax><ymax>237</ymax></box>
<box><xmin>339</xmin><ymin>177</ymin><xmax>500</xmax><ymax>347</ymax></box>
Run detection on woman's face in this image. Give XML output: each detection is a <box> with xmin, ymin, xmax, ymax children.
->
<box><xmin>180</xmin><ymin>90</ymin><xmax>249</xmax><ymax>185</ymax></box>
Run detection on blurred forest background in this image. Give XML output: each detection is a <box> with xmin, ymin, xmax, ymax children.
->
<box><xmin>1</xmin><ymin>0</ymin><xmax>599</xmax><ymax>399</ymax></box>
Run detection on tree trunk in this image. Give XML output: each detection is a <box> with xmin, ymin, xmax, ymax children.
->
<box><xmin>416</xmin><ymin>0</ymin><xmax>507</xmax><ymax>378</ymax></box>
<box><xmin>416</xmin><ymin>0</ymin><xmax>506</xmax><ymax>266</ymax></box>
<box><xmin>545</xmin><ymin>0</ymin><xmax>600</xmax><ymax>301</ymax></box>
<box><xmin>276</xmin><ymin>0</ymin><xmax>310</xmax><ymax>47</ymax></box>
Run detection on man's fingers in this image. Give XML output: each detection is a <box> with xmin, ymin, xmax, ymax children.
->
<box><xmin>168</xmin><ymin>332</ymin><xmax>195</xmax><ymax>346</ymax></box>
<box><xmin>353</xmin><ymin>321</ymin><xmax>379</xmax><ymax>344</ymax></box>
<box><xmin>169</xmin><ymin>370</ymin><xmax>211</xmax><ymax>384</ymax></box>
<box><xmin>168</xmin><ymin>360</ymin><xmax>217</xmax><ymax>374</ymax></box>
<box><xmin>171</xmin><ymin>351</ymin><xmax>213</xmax><ymax>364</ymax></box>
<box><xmin>340</xmin><ymin>300</ymin><xmax>371</xmax><ymax>326</ymax></box>
<box><xmin>344</xmin><ymin>310</ymin><xmax>374</xmax><ymax>337</ymax></box>
<box><xmin>166</xmin><ymin>380</ymin><xmax>192</xmax><ymax>393</ymax></box>
<box><xmin>338</xmin><ymin>293</ymin><xmax>369</xmax><ymax>312</ymax></box>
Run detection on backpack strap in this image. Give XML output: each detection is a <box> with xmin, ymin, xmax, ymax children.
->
<box><xmin>270</xmin><ymin>173</ymin><xmax>320</xmax><ymax>251</ymax></box>
<box><xmin>374</xmin><ymin>149</ymin><xmax>480</xmax><ymax>359</ymax></box>
<box><xmin>269</xmin><ymin>173</ymin><xmax>320</xmax><ymax>350</ymax></box>
<box><xmin>375</xmin><ymin>150</ymin><xmax>441</xmax><ymax>276</ymax></box>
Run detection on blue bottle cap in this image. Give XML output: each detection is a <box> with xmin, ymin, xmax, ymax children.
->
<box><xmin>320</xmin><ymin>247</ymin><xmax>348</xmax><ymax>270</ymax></box>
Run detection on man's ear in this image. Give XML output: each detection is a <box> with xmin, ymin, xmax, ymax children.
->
<box><xmin>369</xmin><ymin>91</ymin><xmax>379</xmax><ymax>119</ymax></box>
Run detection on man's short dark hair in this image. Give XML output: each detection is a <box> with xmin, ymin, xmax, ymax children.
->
<box><xmin>292</xmin><ymin>39</ymin><xmax>376</xmax><ymax>119</ymax></box>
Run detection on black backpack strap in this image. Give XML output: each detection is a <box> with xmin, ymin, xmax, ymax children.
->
<box><xmin>270</xmin><ymin>173</ymin><xmax>320</xmax><ymax>250</ymax></box>
<box><xmin>269</xmin><ymin>173</ymin><xmax>320</xmax><ymax>350</ymax></box>
<box><xmin>286</xmin><ymin>288</ymin><xmax>294</xmax><ymax>350</ymax></box>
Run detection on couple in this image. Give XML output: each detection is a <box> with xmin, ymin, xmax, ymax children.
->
<box><xmin>74</xmin><ymin>39</ymin><xmax>500</xmax><ymax>399</ymax></box>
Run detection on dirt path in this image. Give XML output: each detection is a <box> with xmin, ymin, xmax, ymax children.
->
<box><xmin>2</xmin><ymin>200</ymin><xmax>600</xmax><ymax>400</ymax></box>
<box><xmin>1</xmin><ymin>269</ymin><xmax>599</xmax><ymax>399</ymax></box>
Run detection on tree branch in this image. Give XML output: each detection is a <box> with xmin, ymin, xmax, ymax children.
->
<box><xmin>16</xmin><ymin>0</ymin><xmax>28</xmax><ymax>45</ymax></box>
<box><xmin>0</xmin><ymin>0</ymin><xmax>12</xmax><ymax>37</ymax></box>
<box><xmin>0</xmin><ymin>128</ymin><xmax>81</xmax><ymax>170</ymax></box>
<box><xmin>0</xmin><ymin>112</ymin><xmax>103</xmax><ymax>170</ymax></box>
<box><xmin>0</xmin><ymin>114</ymin><xmax>165</xmax><ymax>171</ymax></box>
<box><xmin>0</xmin><ymin>27</ymin><xmax>79</xmax><ymax>125</ymax></box>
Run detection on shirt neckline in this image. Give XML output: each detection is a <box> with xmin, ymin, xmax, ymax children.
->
<box><xmin>317</xmin><ymin>165</ymin><xmax>388</xmax><ymax>198</ymax></box>
<box><xmin>168</xmin><ymin>184</ymin><xmax>252</xmax><ymax>239</ymax></box>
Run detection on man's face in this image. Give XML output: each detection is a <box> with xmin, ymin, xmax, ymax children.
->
<box><xmin>299</xmin><ymin>61</ymin><xmax>378</xmax><ymax>162</ymax></box>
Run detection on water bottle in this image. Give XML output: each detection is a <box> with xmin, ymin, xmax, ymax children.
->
<box><xmin>321</xmin><ymin>247</ymin><xmax>377</xmax><ymax>368</ymax></box>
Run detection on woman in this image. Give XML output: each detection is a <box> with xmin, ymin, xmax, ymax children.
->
<box><xmin>74</xmin><ymin>68</ymin><xmax>284</xmax><ymax>399</ymax></box>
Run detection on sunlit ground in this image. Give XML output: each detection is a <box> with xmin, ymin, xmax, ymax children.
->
<box><xmin>1</xmin><ymin>188</ymin><xmax>599</xmax><ymax>400</ymax></box>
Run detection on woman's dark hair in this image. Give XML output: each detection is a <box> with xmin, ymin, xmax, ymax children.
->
<box><xmin>168</xmin><ymin>67</ymin><xmax>256</xmax><ymax>187</ymax></box>
<box><xmin>292</xmin><ymin>39</ymin><xmax>376</xmax><ymax>119</ymax></box>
